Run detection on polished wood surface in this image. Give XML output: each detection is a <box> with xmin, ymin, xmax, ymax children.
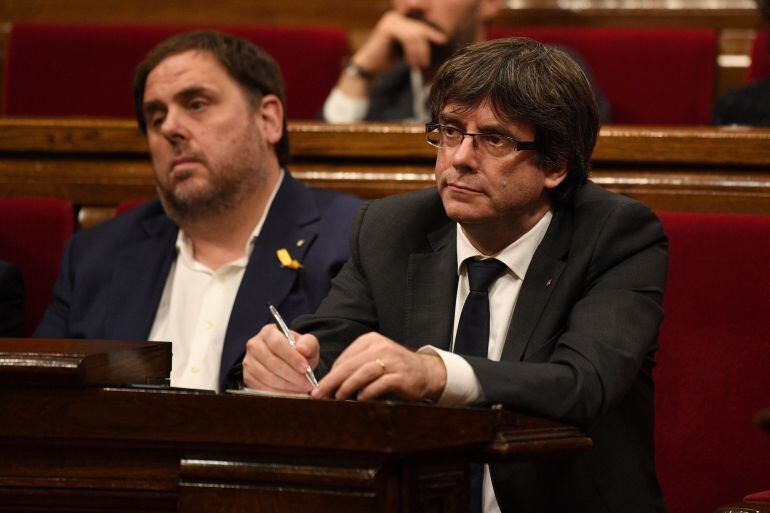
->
<box><xmin>0</xmin><ymin>338</ymin><xmax>171</xmax><ymax>386</ymax></box>
<box><xmin>0</xmin><ymin>337</ymin><xmax>590</xmax><ymax>512</ymax></box>
<box><xmin>1</xmin><ymin>118</ymin><xmax>769</xmax><ymax>229</ymax></box>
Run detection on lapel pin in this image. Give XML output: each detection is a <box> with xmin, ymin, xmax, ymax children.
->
<box><xmin>276</xmin><ymin>248</ymin><xmax>303</xmax><ymax>270</ymax></box>
<box><xmin>545</xmin><ymin>279</ymin><xmax>553</xmax><ymax>287</ymax></box>
<box><xmin>296</xmin><ymin>239</ymin><xmax>305</xmax><ymax>247</ymax></box>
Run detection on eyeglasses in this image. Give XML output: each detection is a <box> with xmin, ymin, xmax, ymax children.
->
<box><xmin>425</xmin><ymin>123</ymin><xmax>537</xmax><ymax>158</ymax></box>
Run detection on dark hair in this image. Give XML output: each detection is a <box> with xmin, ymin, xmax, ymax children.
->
<box><xmin>133</xmin><ymin>30</ymin><xmax>290</xmax><ymax>166</ymax></box>
<box><xmin>427</xmin><ymin>37</ymin><xmax>600</xmax><ymax>205</ymax></box>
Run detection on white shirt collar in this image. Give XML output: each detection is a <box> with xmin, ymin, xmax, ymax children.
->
<box><xmin>455</xmin><ymin>210</ymin><xmax>553</xmax><ymax>280</ymax></box>
<box><xmin>175</xmin><ymin>169</ymin><xmax>285</xmax><ymax>272</ymax></box>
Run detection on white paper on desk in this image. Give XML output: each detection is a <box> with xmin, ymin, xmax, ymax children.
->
<box><xmin>227</xmin><ymin>387</ymin><xmax>311</xmax><ymax>399</ymax></box>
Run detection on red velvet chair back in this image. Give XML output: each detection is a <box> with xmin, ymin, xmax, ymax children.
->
<box><xmin>3</xmin><ymin>23</ymin><xmax>347</xmax><ymax>120</ymax></box>
<box><xmin>655</xmin><ymin>212</ymin><xmax>770</xmax><ymax>513</ymax></box>
<box><xmin>747</xmin><ymin>29</ymin><xmax>770</xmax><ymax>83</ymax></box>
<box><xmin>0</xmin><ymin>197</ymin><xmax>74</xmax><ymax>336</ymax></box>
<box><xmin>488</xmin><ymin>28</ymin><xmax>717</xmax><ymax>124</ymax></box>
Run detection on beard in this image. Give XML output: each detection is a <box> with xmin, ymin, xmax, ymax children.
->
<box><xmin>156</xmin><ymin>137</ymin><xmax>264</xmax><ymax>226</ymax></box>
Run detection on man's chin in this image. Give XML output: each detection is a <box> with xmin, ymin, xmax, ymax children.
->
<box><xmin>442</xmin><ymin>202</ymin><xmax>489</xmax><ymax>226</ymax></box>
<box><xmin>158</xmin><ymin>187</ymin><xmax>218</xmax><ymax>224</ymax></box>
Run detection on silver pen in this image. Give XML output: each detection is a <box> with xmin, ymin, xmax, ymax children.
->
<box><xmin>267</xmin><ymin>303</ymin><xmax>319</xmax><ymax>389</ymax></box>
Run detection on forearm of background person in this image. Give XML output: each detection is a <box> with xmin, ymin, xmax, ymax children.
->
<box><xmin>323</xmin><ymin>10</ymin><xmax>447</xmax><ymax>123</ymax></box>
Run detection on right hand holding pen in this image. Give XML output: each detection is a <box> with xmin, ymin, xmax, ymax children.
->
<box><xmin>353</xmin><ymin>10</ymin><xmax>448</xmax><ymax>74</ymax></box>
<box><xmin>243</xmin><ymin>324</ymin><xmax>320</xmax><ymax>394</ymax></box>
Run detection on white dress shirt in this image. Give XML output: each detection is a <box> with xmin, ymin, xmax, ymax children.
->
<box><xmin>421</xmin><ymin>210</ymin><xmax>553</xmax><ymax>513</ymax></box>
<box><xmin>148</xmin><ymin>171</ymin><xmax>284</xmax><ymax>392</ymax></box>
<box><xmin>322</xmin><ymin>67</ymin><xmax>432</xmax><ymax>123</ymax></box>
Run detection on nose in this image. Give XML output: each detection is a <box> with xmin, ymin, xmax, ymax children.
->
<box><xmin>450</xmin><ymin>134</ymin><xmax>478</xmax><ymax>172</ymax></box>
<box><xmin>401</xmin><ymin>0</ymin><xmax>427</xmax><ymax>15</ymax></box>
<box><xmin>159</xmin><ymin>107</ymin><xmax>188</xmax><ymax>143</ymax></box>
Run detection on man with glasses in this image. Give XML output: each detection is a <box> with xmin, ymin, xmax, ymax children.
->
<box><xmin>244</xmin><ymin>38</ymin><xmax>667</xmax><ymax>513</ymax></box>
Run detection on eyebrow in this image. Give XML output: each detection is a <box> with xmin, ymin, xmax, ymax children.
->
<box><xmin>438</xmin><ymin>112</ymin><xmax>517</xmax><ymax>138</ymax></box>
<box><xmin>142</xmin><ymin>86</ymin><xmax>215</xmax><ymax>117</ymax></box>
<box><xmin>437</xmin><ymin>112</ymin><xmax>462</xmax><ymax>126</ymax></box>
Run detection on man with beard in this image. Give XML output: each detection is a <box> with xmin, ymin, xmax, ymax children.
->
<box><xmin>323</xmin><ymin>0</ymin><xmax>503</xmax><ymax>123</ymax></box>
<box><xmin>35</xmin><ymin>31</ymin><xmax>360</xmax><ymax>392</ymax></box>
<box><xmin>322</xmin><ymin>0</ymin><xmax>609</xmax><ymax>123</ymax></box>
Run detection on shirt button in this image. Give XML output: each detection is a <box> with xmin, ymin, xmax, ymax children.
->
<box><xmin>191</xmin><ymin>366</ymin><xmax>200</xmax><ymax>374</ymax></box>
<box><xmin>204</xmin><ymin>320</ymin><xmax>213</xmax><ymax>330</ymax></box>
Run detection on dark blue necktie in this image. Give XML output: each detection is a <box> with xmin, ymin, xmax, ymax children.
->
<box><xmin>454</xmin><ymin>258</ymin><xmax>507</xmax><ymax>358</ymax></box>
<box><xmin>453</xmin><ymin>258</ymin><xmax>507</xmax><ymax>513</ymax></box>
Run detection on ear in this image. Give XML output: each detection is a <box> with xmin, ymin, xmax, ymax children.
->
<box><xmin>543</xmin><ymin>162</ymin><xmax>568</xmax><ymax>190</ymax></box>
<box><xmin>479</xmin><ymin>0</ymin><xmax>503</xmax><ymax>22</ymax></box>
<box><xmin>257</xmin><ymin>94</ymin><xmax>284</xmax><ymax>146</ymax></box>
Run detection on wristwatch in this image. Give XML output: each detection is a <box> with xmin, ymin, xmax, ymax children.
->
<box><xmin>344</xmin><ymin>61</ymin><xmax>375</xmax><ymax>81</ymax></box>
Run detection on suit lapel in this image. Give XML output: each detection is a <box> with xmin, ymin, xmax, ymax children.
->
<box><xmin>105</xmin><ymin>213</ymin><xmax>178</xmax><ymax>341</ymax></box>
<box><xmin>404</xmin><ymin>220</ymin><xmax>457</xmax><ymax>350</ymax></box>
<box><xmin>219</xmin><ymin>174</ymin><xmax>319</xmax><ymax>382</ymax></box>
<box><xmin>500</xmin><ymin>207</ymin><xmax>572</xmax><ymax>362</ymax></box>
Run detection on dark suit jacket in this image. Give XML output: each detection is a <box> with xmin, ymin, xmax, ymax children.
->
<box><xmin>294</xmin><ymin>182</ymin><xmax>668</xmax><ymax>513</ymax></box>
<box><xmin>0</xmin><ymin>260</ymin><xmax>24</xmax><ymax>337</ymax></box>
<box><xmin>35</xmin><ymin>173</ymin><xmax>361</xmax><ymax>390</ymax></box>
<box><xmin>712</xmin><ymin>77</ymin><xmax>770</xmax><ymax>126</ymax></box>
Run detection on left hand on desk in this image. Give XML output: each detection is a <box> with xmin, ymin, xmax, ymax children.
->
<box><xmin>311</xmin><ymin>332</ymin><xmax>446</xmax><ymax>402</ymax></box>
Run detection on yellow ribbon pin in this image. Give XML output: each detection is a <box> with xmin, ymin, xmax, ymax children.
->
<box><xmin>276</xmin><ymin>248</ymin><xmax>303</xmax><ymax>270</ymax></box>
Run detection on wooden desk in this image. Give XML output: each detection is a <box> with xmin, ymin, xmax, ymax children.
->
<box><xmin>1</xmin><ymin>118</ymin><xmax>769</xmax><ymax>229</ymax></box>
<box><xmin>0</xmin><ymin>339</ymin><xmax>590</xmax><ymax>513</ymax></box>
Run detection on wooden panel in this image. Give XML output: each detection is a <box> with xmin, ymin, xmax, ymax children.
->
<box><xmin>1</xmin><ymin>119</ymin><xmax>770</xmax><ymax>225</ymax></box>
<box><xmin>0</xmin><ymin>339</ymin><xmax>171</xmax><ymax>386</ymax></box>
<box><xmin>179</xmin><ymin>459</ymin><xmax>382</xmax><ymax>513</ymax></box>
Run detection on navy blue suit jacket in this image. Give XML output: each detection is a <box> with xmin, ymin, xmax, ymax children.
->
<box><xmin>35</xmin><ymin>173</ymin><xmax>360</xmax><ymax>389</ymax></box>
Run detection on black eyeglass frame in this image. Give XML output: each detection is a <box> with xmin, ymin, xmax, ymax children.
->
<box><xmin>424</xmin><ymin>123</ymin><xmax>538</xmax><ymax>153</ymax></box>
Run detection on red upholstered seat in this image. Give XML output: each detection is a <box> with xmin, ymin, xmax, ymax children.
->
<box><xmin>0</xmin><ymin>197</ymin><xmax>73</xmax><ymax>336</ymax></box>
<box><xmin>655</xmin><ymin>212</ymin><xmax>770</xmax><ymax>513</ymax></box>
<box><xmin>747</xmin><ymin>29</ymin><xmax>770</xmax><ymax>83</ymax></box>
<box><xmin>489</xmin><ymin>28</ymin><xmax>717</xmax><ymax>124</ymax></box>
<box><xmin>3</xmin><ymin>23</ymin><xmax>347</xmax><ymax>120</ymax></box>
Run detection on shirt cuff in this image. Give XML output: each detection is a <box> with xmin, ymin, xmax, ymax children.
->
<box><xmin>322</xmin><ymin>87</ymin><xmax>369</xmax><ymax>123</ymax></box>
<box><xmin>418</xmin><ymin>345</ymin><xmax>483</xmax><ymax>406</ymax></box>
